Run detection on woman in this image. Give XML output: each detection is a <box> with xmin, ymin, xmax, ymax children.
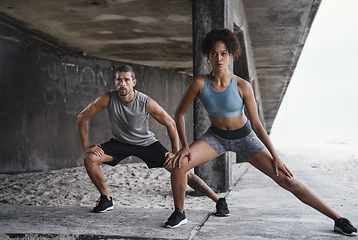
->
<box><xmin>164</xmin><ymin>28</ymin><xmax>357</xmax><ymax>236</ymax></box>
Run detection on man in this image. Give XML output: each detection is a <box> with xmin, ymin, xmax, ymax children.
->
<box><xmin>77</xmin><ymin>65</ymin><xmax>229</xmax><ymax>227</ymax></box>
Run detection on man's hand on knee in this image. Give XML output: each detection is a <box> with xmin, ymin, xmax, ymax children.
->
<box><xmin>86</xmin><ymin>144</ymin><xmax>104</xmax><ymax>157</ymax></box>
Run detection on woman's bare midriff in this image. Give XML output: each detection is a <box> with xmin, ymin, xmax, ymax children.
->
<box><xmin>208</xmin><ymin>113</ymin><xmax>247</xmax><ymax>130</ymax></box>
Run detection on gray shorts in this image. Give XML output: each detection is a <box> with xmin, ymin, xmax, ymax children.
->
<box><xmin>200</xmin><ymin>121</ymin><xmax>265</xmax><ymax>160</ymax></box>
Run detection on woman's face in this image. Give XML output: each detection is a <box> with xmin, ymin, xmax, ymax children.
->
<box><xmin>208</xmin><ymin>41</ymin><xmax>232</xmax><ymax>71</ymax></box>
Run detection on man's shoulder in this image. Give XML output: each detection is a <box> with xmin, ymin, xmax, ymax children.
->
<box><xmin>101</xmin><ymin>90</ymin><xmax>116</xmax><ymax>108</ymax></box>
<box><xmin>105</xmin><ymin>89</ymin><xmax>117</xmax><ymax>98</ymax></box>
<box><xmin>98</xmin><ymin>91</ymin><xmax>111</xmax><ymax>102</ymax></box>
<box><xmin>134</xmin><ymin>90</ymin><xmax>149</xmax><ymax>103</ymax></box>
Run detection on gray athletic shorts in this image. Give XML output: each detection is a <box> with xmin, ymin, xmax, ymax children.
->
<box><xmin>200</xmin><ymin>121</ymin><xmax>265</xmax><ymax>160</ymax></box>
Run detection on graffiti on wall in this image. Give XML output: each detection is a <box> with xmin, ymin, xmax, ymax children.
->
<box><xmin>42</xmin><ymin>60</ymin><xmax>111</xmax><ymax>107</ymax></box>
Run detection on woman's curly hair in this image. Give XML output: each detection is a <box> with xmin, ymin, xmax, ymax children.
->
<box><xmin>201</xmin><ymin>28</ymin><xmax>241</xmax><ymax>59</ymax></box>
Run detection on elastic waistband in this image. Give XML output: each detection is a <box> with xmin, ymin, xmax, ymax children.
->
<box><xmin>209</xmin><ymin>121</ymin><xmax>252</xmax><ymax>140</ymax></box>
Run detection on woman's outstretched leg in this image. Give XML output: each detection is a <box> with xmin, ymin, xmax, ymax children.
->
<box><xmin>248</xmin><ymin>148</ymin><xmax>357</xmax><ymax>236</ymax></box>
<box><xmin>248</xmin><ymin>148</ymin><xmax>340</xmax><ymax>220</ymax></box>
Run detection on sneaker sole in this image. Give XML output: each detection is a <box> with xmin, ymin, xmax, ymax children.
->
<box><xmin>215</xmin><ymin>212</ymin><xmax>230</xmax><ymax>217</ymax></box>
<box><xmin>165</xmin><ymin>218</ymin><xmax>188</xmax><ymax>228</ymax></box>
<box><xmin>94</xmin><ymin>206</ymin><xmax>114</xmax><ymax>213</ymax></box>
<box><xmin>334</xmin><ymin>226</ymin><xmax>358</xmax><ymax>236</ymax></box>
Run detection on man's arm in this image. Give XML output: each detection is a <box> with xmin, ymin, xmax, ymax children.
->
<box><xmin>77</xmin><ymin>92</ymin><xmax>110</xmax><ymax>156</ymax></box>
<box><xmin>146</xmin><ymin>97</ymin><xmax>179</xmax><ymax>153</ymax></box>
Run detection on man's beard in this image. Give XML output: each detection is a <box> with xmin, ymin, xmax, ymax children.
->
<box><xmin>119</xmin><ymin>89</ymin><xmax>131</xmax><ymax>96</ymax></box>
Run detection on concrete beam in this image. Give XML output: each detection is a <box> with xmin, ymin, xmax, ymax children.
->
<box><xmin>192</xmin><ymin>0</ymin><xmax>234</xmax><ymax>192</ymax></box>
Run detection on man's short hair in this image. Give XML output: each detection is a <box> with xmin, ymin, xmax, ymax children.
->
<box><xmin>115</xmin><ymin>65</ymin><xmax>135</xmax><ymax>79</ymax></box>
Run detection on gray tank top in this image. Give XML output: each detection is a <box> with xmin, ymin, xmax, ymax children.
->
<box><xmin>107</xmin><ymin>90</ymin><xmax>157</xmax><ymax>146</ymax></box>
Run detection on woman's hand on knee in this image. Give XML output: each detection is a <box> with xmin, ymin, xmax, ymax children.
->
<box><xmin>273</xmin><ymin>157</ymin><xmax>293</xmax><ymax>178</ymax></box>
<box><xmin>172</xmin><ymin>147</ymin><xmax>191</xmax><ymax>169</ymax></box>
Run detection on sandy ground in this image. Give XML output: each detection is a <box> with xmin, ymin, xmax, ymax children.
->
<box><xmin>1</xmin><ymin>141</ymin><xmax>357</xmax><ymax>210</ymax></box>
<box><xmin>0</xmin><ymin>160</ymin><xmax>247</xmax><ymax>211</ymax></box>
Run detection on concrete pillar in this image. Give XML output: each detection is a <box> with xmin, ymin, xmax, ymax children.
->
<box><xmin>192</xmin><ymin>0</ymin><xmax>234</xmax><ymax>192</ymax></box>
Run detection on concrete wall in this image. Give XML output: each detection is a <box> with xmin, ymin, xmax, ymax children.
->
<box><xmin>0</xmin><ymin>36</ymin><xmax>192</xmax><ymax>174</ymax></box>
<box><xmin>231</xmin><ymin>0</ymin><xmax>265</xmax><ymax>126</ymax></box>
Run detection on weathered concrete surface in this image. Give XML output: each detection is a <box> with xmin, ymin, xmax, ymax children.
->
<box><xmin>0</xmin><ymin>0</ymin><xmax>321</xmax><ymax>133</ymax></box>
<box><xmin>0</xmin><ymin>0</ymin><xmax>322</xmax><ymax>174</ymax></box>
<box><xmin>192</xmin><ymin>0</ymin><xmax>234</xmax><ymax>193</ymax></box>
<box><xmin>0</xmin><ymin>156</ymin><xmax>356</xmax><ymax>239</ymax></box>
<box><xmin>0</xmin><ymin>34</ymin><xmax>192</xmax><ymax>174</ymax></box>
<box><xmin>0</xmin><ymin>205</ymin><xmax>210</xmax><ymax>239</ymax></box>
<box><xmin>242</xmin><ymin>0</ymin><xmax>322</xmax><ymax>133</ymax></box>
<box><xmin>191</xmin><ymin>156</ymin><xmax>357</xmax><ymax>240</ymax></box>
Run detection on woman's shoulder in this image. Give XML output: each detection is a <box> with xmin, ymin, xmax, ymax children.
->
<box><xmin>235</xmin><ymin>76</ymin><xmax>251</xmax><ymax>89</ymax></box>
<box><xmin>187</xmin><ymin>75</ymin><xmax>207</xmax><ymax>97</ymax></box>
<box><xmin>193</xmin><ymin>74</ymin><xmax>207</xmax><ymax>82</ymax></box>
<box><xmin>190</xmin><ymin>75</ymin><xmax>207</xmax><ymax>88</ymax></box>
<box><xmin>235</xmin><ymin>76</ymin><xmax>253</xmax><ymax>98</ymax></box>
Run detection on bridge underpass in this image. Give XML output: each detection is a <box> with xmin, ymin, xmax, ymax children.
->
<box><xmin>0</xmin><ymin>0</ymin><xmax>321</xmax><ymax>191</ymax></box>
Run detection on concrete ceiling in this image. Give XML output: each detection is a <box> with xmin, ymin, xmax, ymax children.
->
<box><xmin>0</xmin><ymin>0</ymin><xmax>320</xmax><ymax>132</ymax></box>
<box><xmin>0</xmin><ymin>0</ymin><xmax>193</xmax><ymax>72</ymax></box>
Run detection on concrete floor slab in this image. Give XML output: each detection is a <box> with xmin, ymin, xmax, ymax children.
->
<box><xmin>0</xmin><ymin>205</ymin><xmax>210</xmax><ymax>239</ymax></box>
<box><xmin>191</xmin><ymin>156</ymin><xmax>358</xmax><ymax>239</ymax></box>
<box><xmin>0</xmin><ymin>155</ymin><xmax>357</xmax><ymax>239</ymax></box>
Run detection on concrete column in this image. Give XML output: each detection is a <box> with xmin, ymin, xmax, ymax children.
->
<box><xmin>192</xmin><ymin>0</ymin><xmax>234</xmax><ymax>192</ymax></box>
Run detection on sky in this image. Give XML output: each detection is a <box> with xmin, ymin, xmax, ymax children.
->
<box><xmin>270</xmin><ymin>0</ymin><xmax>358</xmax><ymax>145</ymax></box>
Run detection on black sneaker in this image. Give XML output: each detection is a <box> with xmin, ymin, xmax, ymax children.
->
<box><xmin>215</xmin><ymin>197</ymin><xmax>230</xmax><ymax>217</ymax></box>
<box><xmin>165</xmin><ymin>209</ymin><xmax>188</xmax><ymax>228</ymax></box>
<box><xmin>93</xmin><ymin>195</ymin><xmax>114</xmax><ymax>213</ymax></box>
<box><xmin>334</xmin><ymin>218</ymin><xmax>357</xmax><ymax>236</ymax></box>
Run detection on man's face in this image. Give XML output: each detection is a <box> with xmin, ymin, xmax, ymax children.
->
<box><xmin>114</xmin><ymin>71</ymin><xmax>136</xmax><ymax>96</ymax></box>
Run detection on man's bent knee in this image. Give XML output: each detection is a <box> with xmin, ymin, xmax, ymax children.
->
<box><xmin>84</xmin><ymin>153</ymin><xmax>101</xmax><ymax>166</ymax></box>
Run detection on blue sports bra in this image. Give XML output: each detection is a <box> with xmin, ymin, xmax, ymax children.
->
<box><xmin>200</xmin><ymin>74</ymin><xmax>244</xmax><ymax>117</ymax></box>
